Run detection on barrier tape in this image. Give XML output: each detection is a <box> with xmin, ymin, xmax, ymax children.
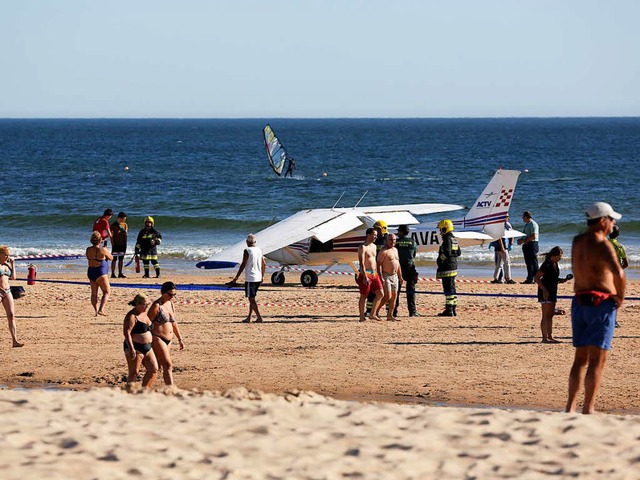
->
<box><xmin>15</xmin><ymin>254</ymin><xmax>84</xmax><ymax>261</ymax></box>
<box><xmin>267</xmin><ymin>265</ymin><xmax>355</xmax><ymax>276</ymax></box>
<box><xmin>175</xmin><ymin>300</ymin><xmax>320</xmax><ymax>309</ymax></box>
<box><xmin>266</xmin><ymin>265</ymin><xmax>495</xmax><ymax>283</ymax></box>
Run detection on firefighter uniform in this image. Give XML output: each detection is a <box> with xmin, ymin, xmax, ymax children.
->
<box><xmin>436</xmin><ymin>219</ymin><xmax>461</xmax><ymax>316</ymax></box>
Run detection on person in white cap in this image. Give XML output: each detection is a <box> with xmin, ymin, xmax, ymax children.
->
<box><xmin>566</xmin><ymin>202</ymin><xmax>625</xmax><ymax>414</ymax></box>
<box><xmin>231</xmin><ymin>234</ymin><xmax>266</xmax><ymax>323</ymax></box>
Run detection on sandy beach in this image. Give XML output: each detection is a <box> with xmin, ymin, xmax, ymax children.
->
<box><xmin>1</xmin><ymin>272</ymin><xmax>639</xmax><ymax>478</ymax></box>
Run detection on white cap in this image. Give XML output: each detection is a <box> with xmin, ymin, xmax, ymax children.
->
<box><xmin>586</xmin><ymin>202</ymin><xmax>622</xmax><ymax>220</ymax></box>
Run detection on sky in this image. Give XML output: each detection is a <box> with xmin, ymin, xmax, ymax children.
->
<box><xmin>1</xmin><ymin>0</ymin><xmax>639</xmax><ymax>118</ymax></box>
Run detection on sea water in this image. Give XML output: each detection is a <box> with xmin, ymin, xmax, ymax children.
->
<box><xmin>1</xmin><ymin>118</ymin><xmax>639</xmax><ymax>279</ymax></box>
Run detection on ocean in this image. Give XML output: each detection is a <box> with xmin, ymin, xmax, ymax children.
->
<box><xmin>1</xmin><ymin>118</ymin><xmax>639</xmax><ymax>279</ymax></box>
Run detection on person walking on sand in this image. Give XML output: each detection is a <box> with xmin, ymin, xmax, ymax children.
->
<box><xmin>231</xmin><ymin>234</ymin><xmax>267</xmax><ymax>323</ymax></box>
<box><xmin>534</xmin><ymin>246</ymin><xmax>572</xmax><ymax>343</ymax></box>
<box><xmin>0</xmin><ymin>246</ymin><xmax>24</xmax><ymax>347</ymax></box>
<box><xmin>436</xmin><ymin>219</ymin><xmax>461</xmax><ymax>317</ymax></box>
<box><xmin>86</xmin><ymin>231</ymin><xmax>113</xmax><ymax>316</ymax></box>
<box><xmin>148</xmin><ymin>282</ymin><xmax>185</xmax><ymax>387</ymax></box>
<box><xmin>518</xmin><ymin>210</ymin><xmax>539</xmax><ymax>284</ymax></box>
<box><xmin>357</xmin><ymin>227</ymin><xmax>384</xmax><ymax>322</ymax></box>
<box><xmin>123</xmin><ymin>293</ymin><xmax>158</xmax><ymax>389</ymax></box>
<box><xmin>566</xmin><ymin>202</ymin><xmax>625</xmax><ymax>415</ymax></box>
<box><xmin>376</xmin><ymin>233</ymin><xmax>403</xmax><ymax>321</ymax></box>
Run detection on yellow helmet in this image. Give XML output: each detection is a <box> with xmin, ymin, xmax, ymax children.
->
<box><xmin>437</xmin><ymin>219</ymin><xmax>454</xmax><ymax>233</ymax></box>
<box><xmin>145</xmin><ymin>216</ymin><xmax>155</xmax><ymax>225</ymax></box>
<box><xmin>372</xmin><ymin>220</ymin><xmax>388</xmax><ymax>234</ymax></box>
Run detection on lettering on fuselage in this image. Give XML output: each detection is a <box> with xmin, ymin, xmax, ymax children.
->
<box><xmin>476</xmin><ymin>200</ymin><xmax>492</xmax><ymax>208</ymax></box>
<box><xmin>411</xmin><ymin>231</ymin><xmax>441</xmax><ymax>246</ymax></box>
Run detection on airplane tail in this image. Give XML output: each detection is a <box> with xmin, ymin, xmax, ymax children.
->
<box><xmin>454</xmin><ymin>169</ymin><xmax>521</xmax><ymax>238</ymax></box>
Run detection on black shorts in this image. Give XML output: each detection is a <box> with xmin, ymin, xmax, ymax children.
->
<box><xmin>112</xmin><ymin>245</ymin><xmax>127</xmax><ymax>257</ymax></box>
<box><xmin>245</xmin><ymin>281</ymin><xmax>261</xmax><ymax>298</ymax></box>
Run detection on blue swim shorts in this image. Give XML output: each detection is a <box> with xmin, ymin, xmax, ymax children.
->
<box><xmin>571</xmin><ymin>297</ymin><xmax>617</xmax><ymax>350</ymax></box>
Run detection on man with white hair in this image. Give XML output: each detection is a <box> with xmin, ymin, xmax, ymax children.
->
<box><xmin>231</xmin><ymin>234</ymin><xmax>266</xmax><ymax>323</ymax></box>
<box><xmin>566</xmin><ymin>202</ymin><xmax>625</xmax><ymax>414</ymax></box>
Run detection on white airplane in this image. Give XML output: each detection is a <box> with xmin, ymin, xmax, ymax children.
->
<box><xmin>197</xmin><ymin>169</ymin><xmax>522</xmax><ymax>287</ymax></box>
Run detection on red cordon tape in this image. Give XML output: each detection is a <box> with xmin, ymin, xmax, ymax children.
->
<box><xmin>265</xmin><ymin>266</ymin><xmax>491</xmax><ymax>283</ymax></box>
<box><xmin>15</xmin><ymin>254</ymin><xmax>84</xmax><ymax>261</ymax></box>
<box><xmin>175</xmin><ymin>300</ymin><xmax>321</xmax><ymax>309</ymax></box>
<box><xmin>266</xmin><ymin>265</ymin><xmax>354</xmax><ymax>276</ymax></box>
<box><xmin>417</xmin><ymin>277</ymin><xmax>491</xmax><ymax>284</ymax></box>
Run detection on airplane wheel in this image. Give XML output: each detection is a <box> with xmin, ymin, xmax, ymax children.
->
<box><xmin>300</xmin><ymin>270</ymin><xmax>318</xmax><ymax>288</ymax></box>
<box><xmin>271</xmin><ymin>272</ymin><xmax>285</xmax><ymax>286</ymax></box>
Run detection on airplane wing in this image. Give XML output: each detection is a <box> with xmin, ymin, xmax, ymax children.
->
<box><xmin>356</xmin><ymin>203</ymin><xmax>465</xmax><ymax>216</ymax></box>
<box><xmin>452</xmin><ymin>231</ymin><xmax>494</xmax><ymax>241</ymax></box>
<box><xmin>504</xmin><ymin>229</ymin><xmax>525</xmax><ymax>239</ymax></box>
<box><xmin>196</xmin><ymin>209</ymin><xmax>364</xmax><ymax>269</ymax></box>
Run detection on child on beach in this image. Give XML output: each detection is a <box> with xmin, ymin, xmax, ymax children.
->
<box><xmin>534</xmin><ymin>246</ymin><xmax>572</xmax><ymax>343</ymax></box>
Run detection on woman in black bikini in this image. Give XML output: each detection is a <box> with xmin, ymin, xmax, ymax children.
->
<box><xmin>123</xmin><ymin>293</ymin><xmax>158</xmax><ymax>388</ymax></box>
<box><xmin>86</xmin><ymin>231</ymin><xmax>113</xmax><ymax>316</ymax></box>
<box><xmin>0</xmin><ymin>245</ymin><xmax>23</xmax><ymax>347</ymax></box>
<box><xmin>148</xmin><ymin>281</ymin><xmax>184</xmax><ymax>386</ymax></box>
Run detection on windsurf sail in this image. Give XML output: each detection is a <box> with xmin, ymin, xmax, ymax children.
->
<box><xmin>263</xmin><ymin>124</ymin><xmax>287</xmax><ymax>176</ymax></box>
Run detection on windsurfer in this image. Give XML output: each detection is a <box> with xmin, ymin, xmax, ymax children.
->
<box><xmin>284</xmin><ymin>157</ymin><xmax>296</xmax><ymax>177</ymax></box>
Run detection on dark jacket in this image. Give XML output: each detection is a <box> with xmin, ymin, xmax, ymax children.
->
<box><xmin>135</xmin><ymin>227</ymin><xmax>162</xmax><ymax>256</ymax></box>
<box><xmin>436</xmin><ymin>232</ymin><xmax>461</xmax><ymax>278</ymax></box>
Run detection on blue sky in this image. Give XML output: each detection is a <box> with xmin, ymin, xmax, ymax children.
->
<box><xmin>2</xmin><ymin>0</ymin><xmax>639</xmax><ymax>118</ymax></box>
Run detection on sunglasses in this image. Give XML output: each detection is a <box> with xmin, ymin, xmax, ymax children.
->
<box><xmin>166</xmin><ymin>291</ymin><xmax>176</xmax><ymax>298</ymax></box>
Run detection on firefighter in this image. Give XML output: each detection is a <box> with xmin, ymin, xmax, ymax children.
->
<box><xmin>436</xmin><ymin>219</ymin><xmax>461</xmax><ymax>317</ymax></box>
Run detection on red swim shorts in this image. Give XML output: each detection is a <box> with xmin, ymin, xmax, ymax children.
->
<box><xmin>357</xmin><ymin>272</ymin><xmax>383</xmax><ymax>296</ymax></box>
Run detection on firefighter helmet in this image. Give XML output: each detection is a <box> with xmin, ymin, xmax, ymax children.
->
<box><xmin>372</xmin><ymin>220</ymin><xmax>388</xmax><ymax>234</ymax></box>
<box><xmin>437</xmin><ymin>219</ymin><xmax>454</xmax><ymax>233</ymax></box>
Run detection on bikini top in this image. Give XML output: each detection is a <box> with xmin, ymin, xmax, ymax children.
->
<box><xmin>0</xmin><ymin>263</ymin><xmax>12</xmax><ymax>277</ymax></box>
<box><xmin>152</xmin><ymin>301</ymin><xmax>176</xmax><ymax>325</ymax></box>
<box><xmin>87</xmin><ymin>246</ymin><xmax>106</xmax><ymax>262</ymax></box>
<box><xmin>131</xmin><ymin>315</ymin><xmax>151</xmax><ymax>335</ymax></box>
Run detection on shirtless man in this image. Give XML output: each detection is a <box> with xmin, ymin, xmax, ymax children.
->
<box><xmin>357</xmin><ymin>228</ymin><xmax>383</xmax><ymax>322</ymax></box>
<box><xmin>375</xmin><ymin>234</ymin><xmax>404</xmax><ymax>321</ymax></box>
<box><xmin>566</xmin><ymin>202</ymin><xmax>626</xmax><ymax>414</ymax></box>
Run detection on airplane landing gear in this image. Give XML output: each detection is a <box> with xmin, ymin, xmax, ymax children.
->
<box><xmin>300</xmin><ymin>269</ymin><xmax>318</xmax><ymax>288</ymax></box>
<box><xmin>271</xmin><ymin>271</ymin><xmax>285</xmax><ymax>285</ymax></box>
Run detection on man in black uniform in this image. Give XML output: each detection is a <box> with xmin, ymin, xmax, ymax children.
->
<box><xmin>436</xmin><ymin>219</ymin><xmax>461</xmax><ymax>317</ymax></box>
<box><xmin>394</xmin><ymin>225</ymin><xmax>419</xmax><ymax>317</ymax></box>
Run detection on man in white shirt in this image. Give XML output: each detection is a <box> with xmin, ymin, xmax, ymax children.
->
<box><xmin>231</xmin><ymin>234</ymin><xmax>266</xmax><ymax>323</ymax></box>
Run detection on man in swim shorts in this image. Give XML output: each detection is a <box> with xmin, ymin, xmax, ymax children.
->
<box><xmin>231</xmin><ymin>234</ymin><xmax>267</xmax><ymax>323</ymax></box>
<box><xmin>566</xmin><ymin>202</ymin><xmax>626</xmax><ymax>414</ymax></box>
<box><xmin>375</xmin><ymin>233</ymin><xmax>404</xmax><ymax>321</ymax></box>
<box><xmin>357</xmin><ymin>228</ymin><xmax>383</xmax><ymax>322</ymax></box>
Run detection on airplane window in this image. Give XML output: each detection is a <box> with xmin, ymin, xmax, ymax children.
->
<box><xmin>309</xmin><ymin>238</ymin><xmax>334</xmax><ymax>253</ymax></box>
